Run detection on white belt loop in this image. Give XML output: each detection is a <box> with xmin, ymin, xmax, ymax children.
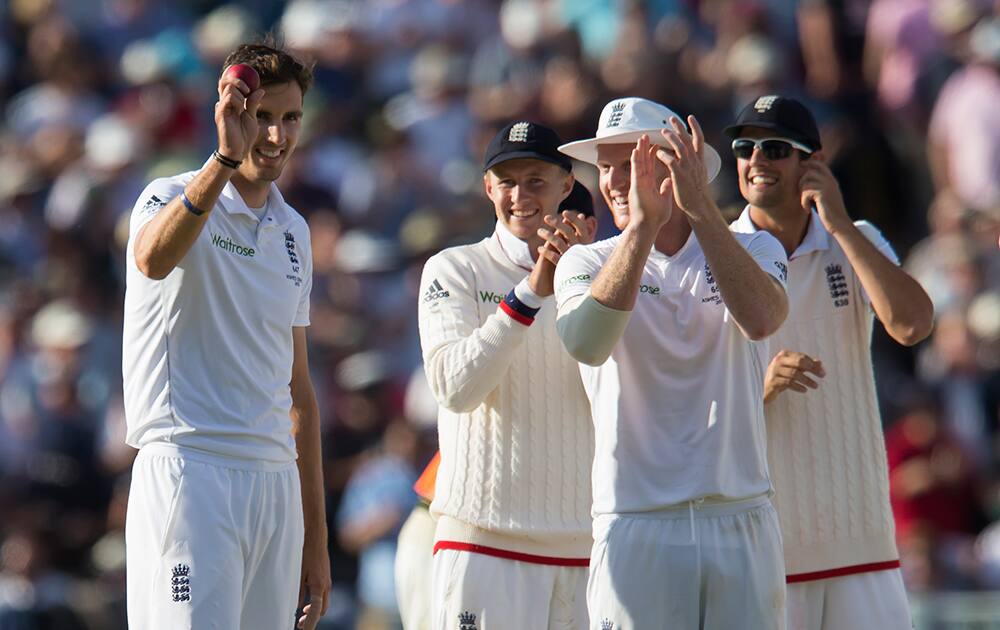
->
<box><xmin>688</xmin><ymin>497</ymin><xmax>706</xmax><ymax>544</ymax></box>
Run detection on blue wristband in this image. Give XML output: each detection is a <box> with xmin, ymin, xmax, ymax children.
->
<box><xmin>181</xmin><ymin>192</ymin><xmax>206</xmax><ymax>217</ymax></box>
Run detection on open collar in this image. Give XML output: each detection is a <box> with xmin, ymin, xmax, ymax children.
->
<box><xmin>735</xmin><ymin>205</ymin><xmax>829</xmax><ymax>260</ymax></box>
<box><xmin>215</xmin><ymin>177</ymin><xmax>293</xmax><ymax>230</ymax></box>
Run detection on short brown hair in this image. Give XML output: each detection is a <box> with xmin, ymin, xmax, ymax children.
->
<box><xmin>222</xmin><ymin>36</ymin><xmax>314</xmax><ymax>96</ymax></box>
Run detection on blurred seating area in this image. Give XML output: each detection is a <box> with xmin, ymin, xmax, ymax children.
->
<box><xmin>0</xmin><ymin>0</ymin><xmax>997</xmax><ymax>628</ymax></box>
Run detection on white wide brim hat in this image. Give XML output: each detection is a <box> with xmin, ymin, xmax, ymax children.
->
<box><xmin>559</xmin><ymin>97</ymin><xmax>722</xmax><ymax>182</ymax></box>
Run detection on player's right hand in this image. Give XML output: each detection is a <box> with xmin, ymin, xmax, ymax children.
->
<box><xmin>215</xmin><ymin>74</ymin><xmax>264</xmax><ymax>163</ymax></box>
<box><xmin>627</xmin><ymin>133</ymin><xmax>673</xmax><ymax>231</ymax></box>
<box><xmin>763</xmin><ymin>350</ymin><xmax>825</xmax><ymax>404</ymax></box>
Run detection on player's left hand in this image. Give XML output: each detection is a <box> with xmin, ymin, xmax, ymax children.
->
<box><xmin>297</xmin><ymin>537</ymin><xmax>331</xmax><ymax>630</ymax></box>
<box><xmin>530</xmin><ymin>211</ymin><xmax>593</xmax><ymax>296</ymax></box>
<box><xmin>658</xmin><ymin>115</ymin><xmax>712</xmax><ymax>218</ymax></box>
<box><xmin>799</xmin><ymin>159</ymin><xmax>851</xmax><ymax>236</ymax></box>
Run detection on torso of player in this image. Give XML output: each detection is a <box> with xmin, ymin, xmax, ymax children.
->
<box><xmin>732</xmin><ymin>208</ymin><xmax>900</xmax><ymax>577</ymax></box>
<box><xmin>569</xmin><ymin>231</ymin><xmax>775</xmax><ymax>514</ymax></box>
<box><xmin>426</xmin><ymin>236</ymin><xmax>594</xmax><ymax>549</ymax></box>
<box><xmin>123</xmin><ymin>174</ymin><xmax>311</xmax><ymax>462</ymax></box>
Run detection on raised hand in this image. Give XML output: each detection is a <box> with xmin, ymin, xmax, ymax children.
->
<box><xmin>627</xmin><ymin>133</ymin><xmax>674</xmax><ymax>230</ymax></box>
<box><xmin>799</xmin><ymin>158</ymin><xmax>851</xmax><ymax>236</ymax></box>
<box><xmin>658</xmin><ymin>116</ymin><xmax>710</xmax><ymax>217</ymax></box>
<box><xmin>763</xmin><ymin>350</ymin><xmax>826</xmax><ymax>404</ymax></box>
<box><xmin>215</xmin><ymin>73</ymin><xmax>265</xmax><ymax>164</ymax></box>
<box><xmin>529</xmin><ymin>211</ymin><xmax>593</xmax><ymax>296</ymax></box>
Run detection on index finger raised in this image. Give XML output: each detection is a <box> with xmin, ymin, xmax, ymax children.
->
<box><xmin>688</xmin><ymin>115</ymin><xmax>704</xmax><ymax>155</ymax></box>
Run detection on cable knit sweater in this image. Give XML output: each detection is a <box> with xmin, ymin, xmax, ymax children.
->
<box><xmin>734</xmin><ymin>209</ymin><xmax>900</xmax><ymax>580</ymax></box>
<box><xmin>418</xmin><ymin>231</ymin><xmax>594</xmax><ymax>559</ymax></box>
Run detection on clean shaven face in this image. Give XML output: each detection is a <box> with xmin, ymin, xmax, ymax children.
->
<box><xmin>735</xmin><ymin>126</ymin><xmax>812</xmax><ymax>214</ymax></box>
<box><xmin>596</xmin><ymin>142</ymin><xmax>670</xmax><ymax>231</ymax></box>
<box><xmin>484</xmin><ymin>158</ymin><xmax>573</xmax><ymax>249</ymax></box>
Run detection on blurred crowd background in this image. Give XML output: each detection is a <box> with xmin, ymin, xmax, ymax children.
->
<box><xmin>0</xmin><ymin>0</ymin><xmax>998</xmax><ymax>628</ymax></box>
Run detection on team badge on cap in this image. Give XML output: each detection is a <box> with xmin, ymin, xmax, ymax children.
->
<box><xmin>508</xmin><ymin>121</ymin><xmax>530</xmax><ymax>142</ymax></box>
<box><xmin>754</xmin><ymin>95</ymin><xmax>779</xmax><ymax>112</ymax></box>
<box><xmin>557</xmin><ymin>97</ymin><xmax>722</xmax><ymax>181</ymax></box>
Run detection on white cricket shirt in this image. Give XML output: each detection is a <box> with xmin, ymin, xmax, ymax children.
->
<box><xmin>123</xmin><ymin>171</ymin><xmax>312</xmax><ymax>462</ymax></box>
<box><xmin>732</xmin><ymin>208</ymin><xmax>902</xmax><ymax>580</ymax></box>
<box><xmin>554</xmin><ymin>228</ymin><xmax>788</xmax><ymax>515</ymax></box>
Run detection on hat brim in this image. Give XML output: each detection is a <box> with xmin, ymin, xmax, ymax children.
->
<box><xmin>558</xmin><ymin>129</ymin><xmax>722</xmax><ymax>183</ymax></box>
<box><xmin>483</xmin><ymin>151</ymin><xmax>572</xmax><ymax>173</ymax></box>
<box><xmin>723</xmin><ymin>122</ymin><xmax>821</xmax><ymax>151</ymax></box>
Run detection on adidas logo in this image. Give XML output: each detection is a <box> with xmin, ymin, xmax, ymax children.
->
<box><xmin>140</xmin><ymin>194</ymin><xmax>167</xmax><ymax>217</ymax></box>
<box><xmin>508</xmin><ymin>121</ymin><xmax>530</xmax><ymax>142</ymax></box>
<box><xmin>423</xmin><ymin>279</ymin><xmax>450</xmax><ymax>302</ymax></box>
<box><xmin>601</xmin><ymin>619</ymin><xmax>614</xmax><ymax>630</ymax></box>
<box><xmin>606</xmin><ymin>102</ymin><xmax>627</xmax><ymax>127</ymax></box>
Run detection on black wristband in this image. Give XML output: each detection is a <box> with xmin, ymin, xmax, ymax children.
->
<box><xmin>181</xmin><ymin>192</ymin><xmax>206</xmax><ymax>217</ymax></box>
<box><xmin>213</xmin><ymin>150</ymin><xmax>242</xmax><ymax>169</ymax></box>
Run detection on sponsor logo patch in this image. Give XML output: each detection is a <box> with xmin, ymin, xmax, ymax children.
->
<box><xmin>139</xmin><ymin>194</ymin><xmax>167</xmax><ymax>219</ymax></box>
<box><xmin>211</xmin><ymin>233</ymin><xmax>255</xmax><ymax>258</ymax></box>
<box><xmin>773</xmin><ymin>260</ymin><xmax>788</xmax><ymax>284</ymax></box>
<box><xmin>423</xmin><ymin>279</ymin><xmax>450</xmax><ymax>303</ymax></box>
<box><xmin>558</xmin><ymin>273</ymin><xmax>592</xmax><ymax>290</ymax></box>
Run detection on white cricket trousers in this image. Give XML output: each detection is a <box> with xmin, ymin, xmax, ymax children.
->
<box><xmin>432</xmin><ymin>548</ymin><xmax>588</xmax><ymax>629</ymax></box>
<box><xmin>125</xmin><ymin>443</ymin><xmax>304</xmax><ymax>630</ymax></box>
<box><xmin>395</xmin><ymin>504</ymin><xmax>435</xmax><ymax>630</ymax></box>
<box><xmin>787</xmin><ymin>569</ymin><xmax>912</xmax><ymax>630</ymax></box>
<box><xmin>588</xmin><ymin>495</ymin><xmax>786</xmax><ymax>630</ymax></box>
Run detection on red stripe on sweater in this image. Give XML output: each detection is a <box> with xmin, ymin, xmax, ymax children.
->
<box><xmin>787</xmin><ymin>560</ymin><xmax>900</xmax><ymax>584</ymax></box>
<box><xmin>433</xmin><ymin>541</ymin><xmax>589</xmax><ymax>567</ymax></box>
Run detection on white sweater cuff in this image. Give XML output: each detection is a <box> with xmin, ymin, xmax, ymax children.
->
<box><xmin>513</xmin><ymin>277</ymin><xmax>544</xmax><ymax>310</ymax></box>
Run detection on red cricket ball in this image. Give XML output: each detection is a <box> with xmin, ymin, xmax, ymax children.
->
<box><xmin>224</xmin><ymin>64</ymin><xmax>260</xmax><ymax>93</ymax></box>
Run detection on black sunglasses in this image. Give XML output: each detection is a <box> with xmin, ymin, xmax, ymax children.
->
<box><xmin>731</xmin><ymin>138</ymin><xmax>814</xmax><ymax>161</ymax></box>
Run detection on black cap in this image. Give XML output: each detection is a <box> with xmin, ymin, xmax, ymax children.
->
<box><xmin>724</xmin><ymin>95</ymin><xmax>822</xmax><ymax>151</ymax></box>
<box><xmin>559</xmin><ymin>181</ymin><xmax>594</xmax><ymax>217</ymax></box>
<box><xmin>484</xmin><ymin>121</ymin><xmax>573</xmax><ymax>173</ymax></box>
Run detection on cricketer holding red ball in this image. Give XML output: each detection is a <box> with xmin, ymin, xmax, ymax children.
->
<box><xmin>122</xmin><ymin>42</ymin><xmax>331</xmax><ymax>630</ymax></box>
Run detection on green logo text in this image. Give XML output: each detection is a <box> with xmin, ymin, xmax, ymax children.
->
<box><xmin>211</xmin><ymin>233</ymin><xmax>255</xmax><ymax>258</ymax></box>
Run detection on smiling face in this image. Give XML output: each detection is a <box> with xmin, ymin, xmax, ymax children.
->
<box><xmin>484</xmin><ymin>158</ymin><xmax>573</xmax><ymax>248</ymax></box>
<box><xmin>235</xmin><ymin>81</ymin><xmax>304</xmax><ymax>185</ymax></box>
<box><xmin>596</xmin><ymin>142</ymin><xmax>670</xmax><ymax>231</ymax></box>
<box><xmin>735</xmin><ymin>126</ymin><xmax>811</xmax><ymax>213</ymax></box>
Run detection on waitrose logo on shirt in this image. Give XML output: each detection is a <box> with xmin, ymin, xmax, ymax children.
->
<box><xmin>211</xmin><ymin>233</ymin><xmax>255</xmax><ymax>258</ymax></box>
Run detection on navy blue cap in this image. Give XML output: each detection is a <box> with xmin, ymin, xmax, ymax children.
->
<box><xmin>724</xmin><ymin>95</ymin><xmax>822</xmax><ymax>151</ymax></box>
<box><xmin>484</xmin><ymin>121</ymin><xmax>573</xmax><ymax>173</ymax></box>
<box><xmin>559</xmin><ymin>181</ymin><xmax>594</xmax><ymax>217</ymax></box>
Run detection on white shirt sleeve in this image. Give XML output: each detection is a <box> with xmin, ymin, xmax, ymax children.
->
<box><xmin>553</xmin><ymin>244</ymin><xmax>631</xmax><ymax>366</ymax></box>
<box><xmin>742</xmin><ymin>230</ymin><xmax>790</xmax><ymax>291</ymax></box>
<box><xmin>294</xmin><ymin>219</ymin><xmax>313</xmax><ymax>327</ymax></box>
<box><xmin>853</xmin><ymin>220</ymin><xmax>899</xmax><ymax>306</ymax></box>
<box><xmin>417</xmin><ymin>250</ymin><xmax>532</xmax><ymax>413</ymax></box>
<box><xmin>128</xmin><ymin>178</ymin><xmax>185</xmax><ymax>242</ymax></box>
